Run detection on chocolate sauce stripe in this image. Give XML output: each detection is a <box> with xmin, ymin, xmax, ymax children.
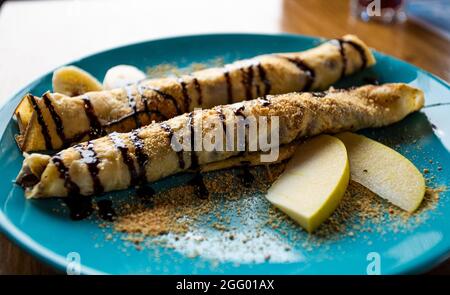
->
<box><xmin>137</xmin><ymin>83</ymin><xmax>150</xmax><ymax>114</ymax></box>
<box><xmin>192</xmin><ymin>78</ymin><xmax>203</xmax><ymax>106</ymax></box>
<box><xmin>52</xmin><ymin>155</ymin><xmax>80</xmax><ymax>195</ymax></box>
<box><xmin>332</xmin><ymin>39</ymin><xmax>368</xmax><ymax>73</ymax></box>
<box><xmin>82</xmin><ymin>95</ymin><xmax>106</xmax><ymax>139</ymax></box>
<box><xmin>160</xmin><ymin>122</ymin><xmax>185</xmax><ymax>169</ymax></box>
<box><xmin>216</xmin><ymin>107</ymin><xmax>228</xmax><ymax>149</ymax></box>
<box><xmin>103</xmin><ymin>108</ymin><xmax>168</xmax><ymax>128</ymax></box>
<box><xmin>337</xmin><ymin>40</ymin><xmax>347</xmax><ymax>79</ymax></box>
<box><xmin>256</xmin><ymin>85</ymin><xmax>261</xmax><ymax>97</ymax></box>
<box><xmin>258</xmin><ymin>97</ymin><xmax>272</xmax><ymax>106</ymax></box>
<box><xmin>240</xmin><ymin>66</ymin><xmax>255</xmax><ymax>101</ymax></box>
<box><xmin>125</xmin><ymin>86</ymin><xmax>140</xmax><ymax>128</ymax></box>
<box><xmin>28</xmin><ymin>94</ymin><xmax>53</xmax><ymax>150</ymax></box>
<box><xmin>233</xmin><ymin>104</ymin><xmax>248</xmax><ymax>153</ymax></box>
<box><xmin>178</xmin><ymin>78</ymin><xmax>191</xmax><ymax>112</ymax></box>
<box><xmin>188</xmin><ymin>112</ymin><xmax>199</xmax><ymax>169</ymax></box>
<box><xmin>129</xmin><ymin>130</ymin><xmax>149</xmax><ymax>183</ymax></box>
<box><xmin>240</xmin><ymin>161</ymin><xmax>255</xmax><ymax>186</ymax></box>
<box><xmin>187</xmin><ymin>111</ymin><xmax>208</xmax><ymax>199</ymax></box>
<box><xmin>42</xmin><ymin>93</ymin><xmax>66</xmax><ymax>145</ymax></box>
<box><xmin>341</xmin><ymin>39</ymin><xmax>368</xmax><ymax>70</ymax></box>
<box><xmin>74</xmin><ymin>142</ymin><xmax>104</xmax><ymax>195</ymax></box>
<box><xmin>143</xmin><ymin>86</ymin><xmax>182</xmax><ymax>115</ymax></box>
<box><xmin>96</xmin><ymin>199</ymin><xmax>116</xmax><ymax>221</ymax></box>
<box><xmin>256</xmin><ymin>63</ymin><xmax>271</xmax><ymax>96</ymax></box>
<box><xmin>109</xmin><ymin>132</ymin><xmax>139</xmax><ymax>186</ymax></box>
<box><xmin>223</xmin><ymin>70</ymin><xmax>233</xmax><ymax>104</ymax></box>
<box><xmin>136</xmin><ymin>84</ymin><xmax>171</xmax><ymax>121</ymax></box>
<box><xmin>281</xmin><ymin>56</ymin><xmax>315</xmax><ymax>91</ymax></box>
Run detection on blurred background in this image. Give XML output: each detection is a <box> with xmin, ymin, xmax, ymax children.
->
<box><xmin>0</xmin><ymin>0</ymin><xmax>449</xmax><ymax>274</ymax></box>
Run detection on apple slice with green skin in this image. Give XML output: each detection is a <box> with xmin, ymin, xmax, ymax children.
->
<box><xmin>266</xmin><ymin>135</ymin><xmax>350</xmax><ymax>233</ymax></box>
<box><xmin>335</xmin><ymin>132</ymin><xmax>425</xmax><ymax>213</ymax></box>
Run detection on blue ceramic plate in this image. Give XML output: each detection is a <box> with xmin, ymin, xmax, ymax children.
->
<box><xmin>0</xmin><ymin>34</ymin><xmax>449</xmax><ymax>275</ymax></box>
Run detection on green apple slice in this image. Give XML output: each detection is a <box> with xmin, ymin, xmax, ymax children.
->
<box><xmin>335</xmin><ymin>132</ymin><xmax>425</xmax><ymax>213</ymax></box>
<box><xmin>266</xmin><ymin>135</ymin><xmax>350</xmax><ymax>232</ymax></box>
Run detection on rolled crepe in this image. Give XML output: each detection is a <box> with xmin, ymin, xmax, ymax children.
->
<box><xmin>17</xmin><ymin>83</ymin><xmax>424</xmax><ymax>198</ymax></box>
<box><xmin>15</xmin><ymin>34</ymin><xmax>375</xmax><ymax>152</ymax></box>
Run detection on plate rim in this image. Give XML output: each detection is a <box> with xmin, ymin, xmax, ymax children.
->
<box><xmin>0</xmin><ymin>32</ymin><xmax>449</xmax><ymax>275</ymax></box>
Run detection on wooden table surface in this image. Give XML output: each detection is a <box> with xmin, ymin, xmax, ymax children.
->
<box><xmin>0</xmin><ymin>0</ymin><xmax>449</xmax><ymax>275</ymax></box>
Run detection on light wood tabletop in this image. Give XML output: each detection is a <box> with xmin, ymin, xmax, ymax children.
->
<box><xmin>0</xmin><ymin>0</ymin><xmax>449</xmax><ymax>275</ymax></box>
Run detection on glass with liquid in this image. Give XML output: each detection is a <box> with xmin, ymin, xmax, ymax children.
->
<box><xmin>351</xmin><ymin>0</ymin><xmax>407</xmax><ymax>23</ymax></box>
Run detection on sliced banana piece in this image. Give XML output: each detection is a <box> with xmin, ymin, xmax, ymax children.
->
<box><xmin>52</xmin><ymin>66</ymin><xmax>103</xmax><ymax>96</ymax></box>
<box><xmin>103</xmin><ymin>65</ymin><xmax>146</xmax><ymax>90</ymax></box>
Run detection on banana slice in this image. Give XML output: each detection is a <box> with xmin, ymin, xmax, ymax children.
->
<box><xmin>103</xmin><ymin>65</ymin><xmax>146</xmax><ymax>90</ymax></box>
<box><xmin>52</xmin><ymin>66</ymin><xmax>103</xmax><ymax>96</ymax></box>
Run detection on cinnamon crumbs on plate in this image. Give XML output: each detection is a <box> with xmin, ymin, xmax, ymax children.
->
<box><xmin>108</xmin><ymin>162</ymin><xmax>445</xmax><ymax>262</ymax></box>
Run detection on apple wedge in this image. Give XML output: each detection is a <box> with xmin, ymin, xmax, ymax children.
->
<box><xmin>335</xmin><ymin>132</ymin><xmax>425</xmax><ymax>213</ymax></box>
<box><xmin>266</xmin><ymin>135</ymin><xmax>350</xmax><ymax>233</ymax></box>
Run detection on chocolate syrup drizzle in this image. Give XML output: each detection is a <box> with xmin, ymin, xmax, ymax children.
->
<box><xmin>145</xmin><ymin>86</ymin><xmax>182</xmax><ymax>115</ymax></box>
<box><xmin>178</xmin><ymin>78</ymin><xmax>191</xmax><ymax>112</ymax></box>
<box><xmin>64</xmin><ymin>196</ymin><xmax>93</xmax><ymax>221</ymax></box>
<box><xmin>255</xmin><ymin>84</ymin><xmax>261</xmax><ymax>98</ymax></box>
<box><xmin>223</xmin><ymin>70</ymin><xmax>233</xmax><ymax>104</ymax></box>
<box><xmin>82</xmin><ymin>95</ymin><xmax>106</xmax><ymax>138</ymax></box>
<box><xmin>137</xmin><ymin>83</ymin><xmax>150</xmax><ymax>114</ymax></box>
<box><xmin>312</xmin><ymin>91</ymin><xmax>327</xmax><ymax>98</ymax></box>
<box><xmin>129</xmin><ymin>130</ymin><xmax>148</xmax><ymax>183</ymax></box>
<box><xmin>187</xmin><ymin>112</ymin><xmax>208</xmax><ymax>199</ymax></box>
<box><xmin>332</xmin><ymin>38</ymin><xmax>368</xmax><ymax>77</ymax></box>
<box><xmin>136</xmin><ymin>185</ymin><xmax>156</xmax><ymax>207</ymax></box>
<box><xmin>74</xmin><ymin>142</ymin><xmax>103</xmax><ymax>195</ymax></box>
<box><xmin>233</xmin><ymin>104</ymin><xmax>247</xmax><ymax>154</ymax></box>
<box><xmin>258</xmin><ymin>97</ymin><xmax>271</xmax><ymax>106</ymax></box>
<box><xmin>192</xmin><ymin>78</ymin><xmax>203</xmax><ymax>106</ymax></box>
<box><xmin>129</xmin><ymin>130</ymin><xmax>155</xmax><ymax>205</ymax></box>
<box><xmin>52</xmin><ymin>155</ymin><xmax>94</xmax><ymax>220</ymax></box>
<box><xmin>233</xmin><ymin>104</ymin><xmax>246</xmax><ymax>118</ymax></box>
<box><xmin>363</xmin><ymin>76</ymin><xmax>380</xmax><ymax>85</ymax></box>
<box><xmin>342</xmin><ymin>39</ymin><xmax>368</xmax><ymax>70</ymax></box>
<box><xmin>188</xmin><ymin>172</ymin><xmax>208</xmax><ymax>199</ymax></box>
<box><xmin>241</xmin><ymin>66</ymin><xmax>255</xmax><ymax>100</ymax></box>
<box><xmin>109</xmin><ymin>132</ymin><xmax>138</xmax><ymax>186</ymax></box>
<box><xmin>160</xmin><ymin>122</ymin><xmax>185</xmax><ymax>169</ymax></box>
<box><xmin>188</xmin><ymin>112</ymin><xmax>199</xmax><ymax>169</ymax></box>
<box><xmin>28</xmin><ymin>94</ymin><xmax>52</xmax><ymax>149</ymax></box>
<box><xmin>125</xmin><ymin>86</ymin><xmax>140</xmax><ymax>128</ymax></box>
<box><xmin>337</xmin><ymin>39</ymin><xmax>348</xmax><ymax>78</ymax></box>
<box><xmin>102</xmin><ymin>84</ymin><xmax>171</xmax><ymax>129</ymax></box>
<box><xmin>257</xmin><ymin>63</ymin><xmax>271</xmax><ymax>96</ymax></box>
<box><xmin>216</xmin><ymin>107</ymin><xmax>227</xmax><ymax>138</ymax></box>
<box><xmin>284</xmin><ymin>57</ymin><xmax>315</xmax><ymax>91</ymax></box>
<box><xmin>239</xmin><ymin>161</ymin><xmax>255</xmax><ymax>186</ymax></box>
<box><xmin>53</xmin><ymin>155</ymin><xmax>80</xmax><ymax>195</ymax></box>
<box><xmin>42</xmin><ymin>93</ymin><xmax>66</xmax><ymax>145</ymax></box>
<box><xmin>96</xmin><ymin>199</ymin><xmax>116</xmax><ymax>221</ymax></box>
<box><xmin>53</xmin><ymin>149</ymin><xmax>119</xmax><ymax>221</ymax></box>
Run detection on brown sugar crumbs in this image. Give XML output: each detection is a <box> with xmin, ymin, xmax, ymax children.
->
<box><xmin>109</xmin><ymin>162</ymin><xmax>445</xmax><ymax>262</ymax></box>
